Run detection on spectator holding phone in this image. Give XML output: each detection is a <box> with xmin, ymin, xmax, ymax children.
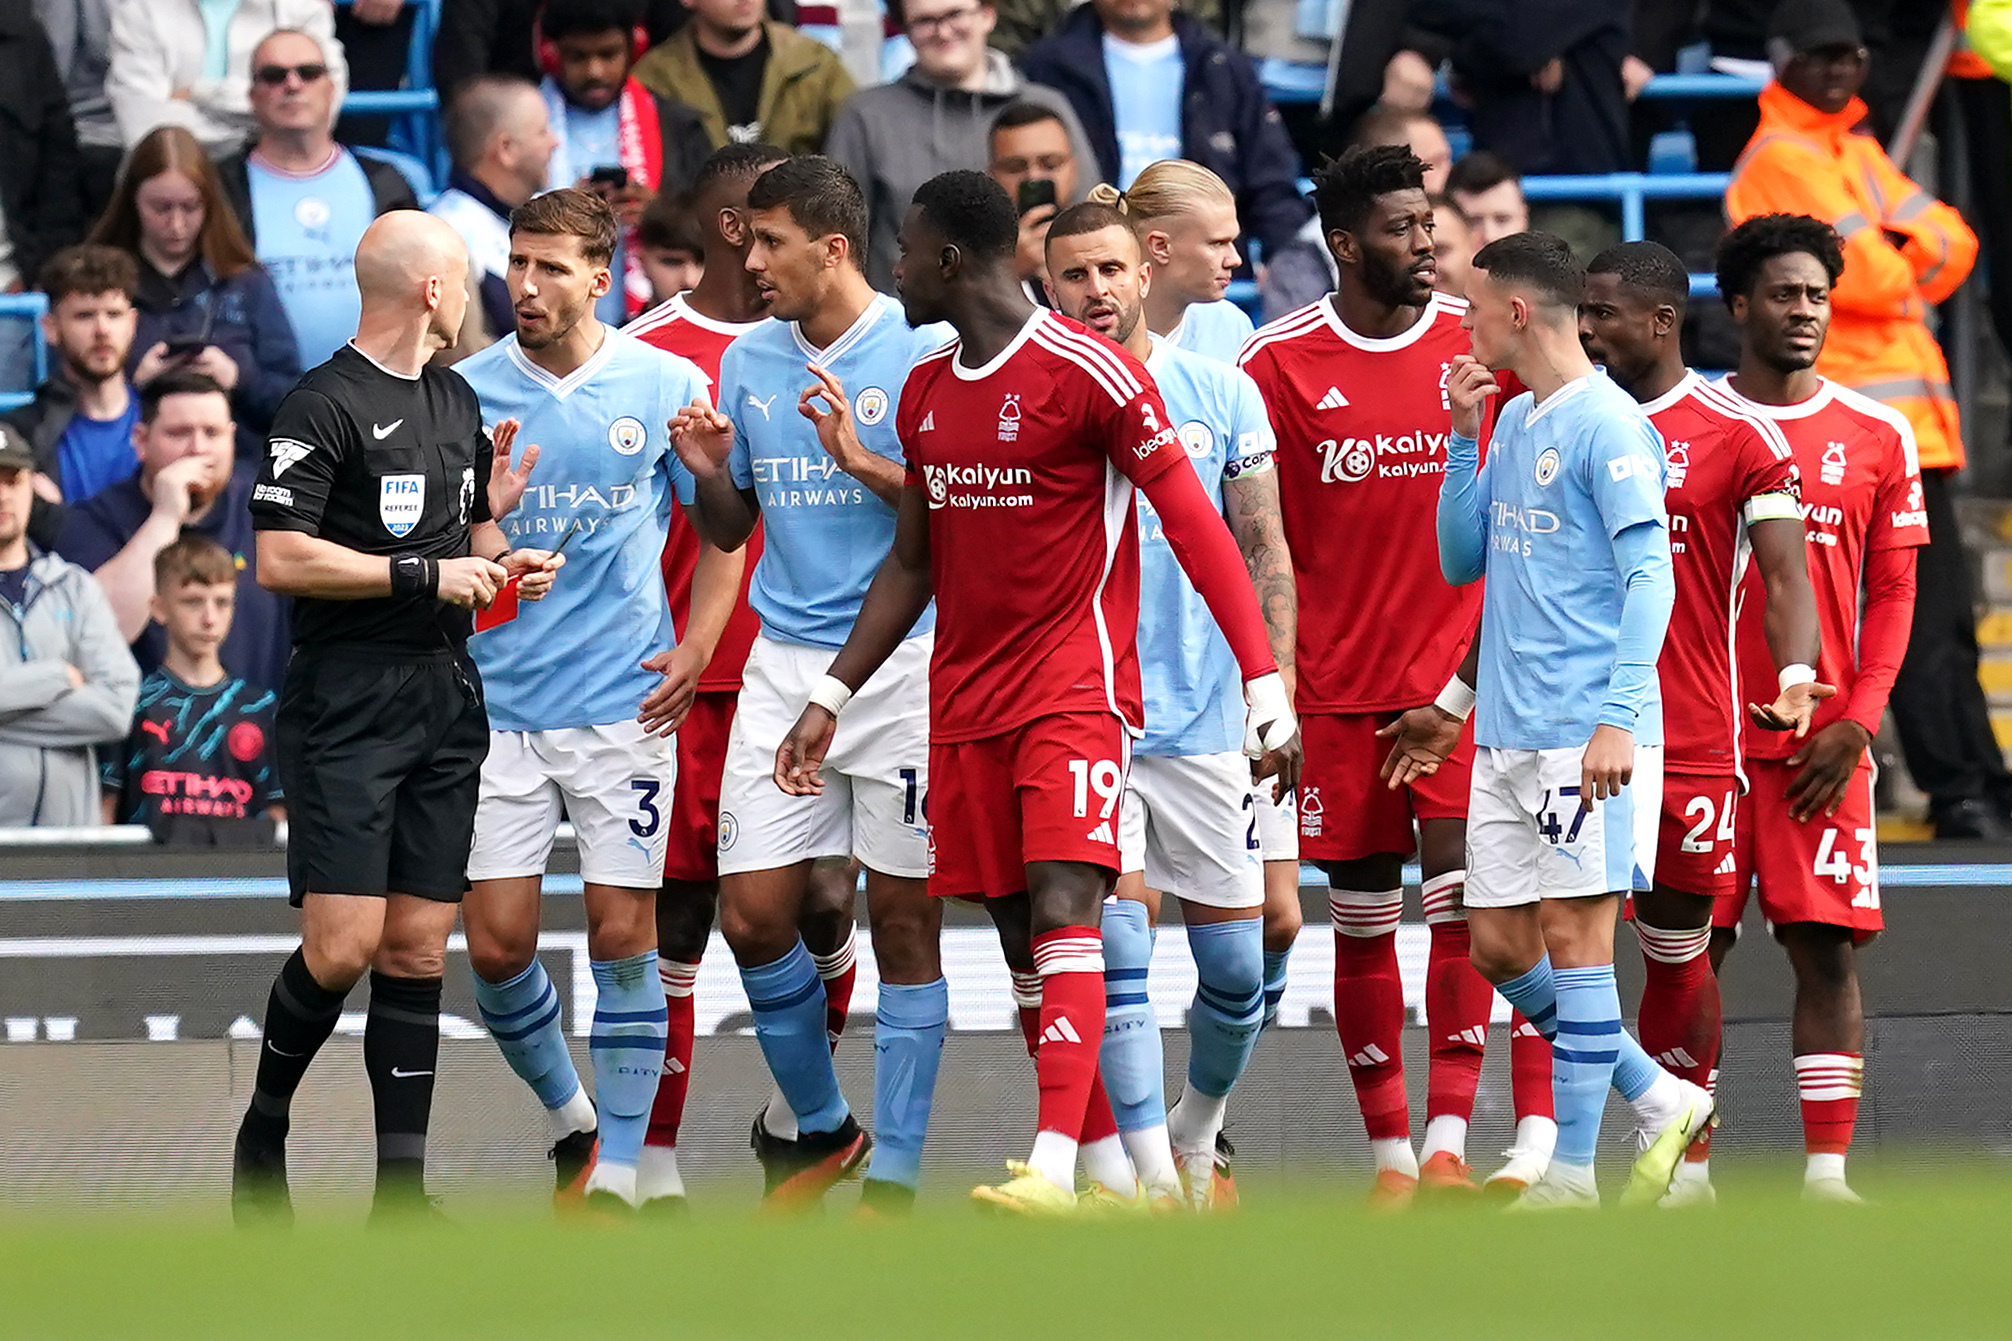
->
<box><xmin>986</xmin><ymin>100</ymin><xmax>1078</xmax><ymax>301</ymax></box>
<box><xmin>537</xmin><ymin>0</ymin><xmax>713</xmax><ymax>323</ymax></box>
<box><xmin>85</xmin><ymin>126</ymin><xmax>302</xmax><ymax>444</ymax></box>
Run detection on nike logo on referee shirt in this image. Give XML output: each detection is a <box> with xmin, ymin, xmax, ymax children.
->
<box><xmin>373</xmin><ymin>419</ymin><xmax>404</xmax><ymax>439</ymax></box>
<box><xmin>390</xmin><ymin>1067</ymin><xmax>434</xmax><ymax>1079</ymax></box>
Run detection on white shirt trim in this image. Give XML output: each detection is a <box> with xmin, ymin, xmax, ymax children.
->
<box><xmin>1319</xmin><ymin>292</ymin><xmax>1444</xmax><ymax>352</ymax></box>
<box><xmin>1711</xmin><ymin>375</ymin><xmax>1838</xmax><ymax>421</ymax></box>
<box><xmin>1636</xmin><ymin>368</ymin><xmax>1702</xmax><ymax>417</ymax></box>
<box><xmin>501</xmin><ymin>324</ymin><xmax>617</xmax><ymax>399</ymax></box>
<box><xmin>793</xmin><ymin>293</ymin><xmax>889</xmax><ymax>364</ymax></box>
<box><xmin>346</xmin><ymin>340</ymin><xmax>421</xmax><ymax>381</ymax></box>
<box><xmin>951</xmin><ymin>308</ymin><xmax>1043</xmax><ymax>381</ymax></box>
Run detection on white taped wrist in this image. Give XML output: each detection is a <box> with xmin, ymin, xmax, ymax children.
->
<box><xmin>1433</xmin><ymin>675</ymin><xmax>1475</xmax><ymax>722</ymax></box>
<box><xmin>808</xmin><ymin>674</ymin><xmax>854</xmax><ymax>717</ymax></box>
<box><xmin>1243</xmin><ymin>671</ymin><xmax>1297</xmax><ymax>756</ymax></box>
<box><xmin>1778</xmin><ymin>663</ymin><xmax>1816</xmax><ymax>694</ymax></box>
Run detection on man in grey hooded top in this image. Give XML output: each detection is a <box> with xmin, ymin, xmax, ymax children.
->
<box><xmin>825</xmin><ymin>0</ymin><xmax>1093</xmax><ymax>293</ymax></box>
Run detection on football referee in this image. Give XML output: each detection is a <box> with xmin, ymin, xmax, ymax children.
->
<box><xmin>232</xmin><ymin>212</ymin><xmax>560</xmax><ymax>1225</ymax></box>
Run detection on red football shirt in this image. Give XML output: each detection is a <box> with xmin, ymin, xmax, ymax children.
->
<box><xmin>1646</xmin><ymin>371</ymin><xmax>1801</xmax><ymax>772</ymax></box>
<box><xmin>898</xmin><ymin>310</ymin><xmax>1185</xmax><ymax>742</ymax></box>
<box><xmin>1237</xmin><ymin>293</ymin><xmax>1484</xmax><ymax>714</ymax></box>
<box><xmin>628</xmin><ymin>294</ymin><xmax>767</xmax><ymax>691</ymax></box>
<box><xmin>1719</xmin><ymin>378</ymin><xmax>1929</xmax><ymax>762</ymax></box>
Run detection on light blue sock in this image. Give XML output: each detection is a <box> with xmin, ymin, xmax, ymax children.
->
<box><xmin>864</xmin><ymin>978</ymin><xmax>948</xmax><ymax>1190</ymax></box>
<box><xmin>1185</xmin><ymin>919</ymin><xmax>1264</xmax><ymax>1099</ymax></box>
<box><xmin>1551</xmin><ymin>964</ymin><xmax>1623</xmax><ymax>1168</ymax></box>
<box><xmin>742</xmin><ymin>940</ymin><xmax>849</xmax><ymax>1134</ymax></box>
<box><xmin>1494</xmin><ymin>955</ymin><xmax>1559</xmax><ymax>1041</ymax></box>
<box><xmin>474</xmin><ymin>959</ymin><xmax>583</xmax><ymax>1111</ymax></box>
<box><xmin>1261</xmin><ymin>947</ymin><xmax>1291</xmax><ymax>1028</ymax></box>
<box><xmin>1099</xmin><ymin>899</ymin><xmax>1166</xmax><ymax>1134</ymax></box>
<box><xmin>1610</xmin><ymin>1028</ymin><xmax>1663</xmax><ymax>1102</ymax></box>
<box><xmin>589</xmin><ymin>952</ymin><xmax>668</xmax><ymax>1169</ymax></box>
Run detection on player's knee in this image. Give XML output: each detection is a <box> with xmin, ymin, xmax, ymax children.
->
<box><xmin>657</xmin><ymin>881</ymin><xmax>717</xmax><ymax>962</ymax></box>
<box><xmin>802</xmin><ymin>858</ymin><xmax>859</xmax><ymax>922</ymax></box>
<box><xmin>377</xmin><ymin>938</ymin><xmax>449</xmax><ymax>981</ymax></box>
<box><xmin>1319</xmin><ymin>854</ymin><xmax>1405</xmax><ymax>893</ymax></box>
<box><xmin>1466</xmin><ymin>935</ymin><xmax>1528</xmax><ymax>985</ymax></box>
<box><xmin>1262</xmin><ymin>885</ymin><xmax>1303</xmax><ymax>951</ymax></box>
<box><xmin>585</xmin><ymin>888</ymin><xmax>657</xmax><ymax>961</ymax></box>
<box><xmin>868</xmin><ymin>891</ymin><xmax>942</xmax><ymax>982</ymax></box>
<box><xmin>719</xmin><ymin>896</ymin><xmax>794</xmax><ymax>964</ymax></box>
<box><xmin>304</xmin><ymin>934</ymin><xmax>375</xmax><ymax>990</ymax></box>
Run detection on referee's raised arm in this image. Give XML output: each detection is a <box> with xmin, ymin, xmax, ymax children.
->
<box><xmin>231</xmin><ymin>210</ymin><xmax>517</xmax><ymax>1229</ymax></box>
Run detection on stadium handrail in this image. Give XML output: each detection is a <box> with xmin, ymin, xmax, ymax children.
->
<box><xmin>1258</xmin><ymin>68</ymin><xmax>1767</xmax><ymax>106</ymax></box>
<box><xmin>335</xmin><ymin>0</ymin><xmax>444</xmax><ymax>175</ymax></box>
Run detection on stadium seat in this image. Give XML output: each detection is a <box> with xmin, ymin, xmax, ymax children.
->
<box><xmin>0</xmin><ymin>292</ymin><xmax>50</xmax><ymax>411</ymax></box>
<box><xmin>354</xmin><ymin>144</ymin><xmax>440</xmax><ymax>206</ymax></box>
<box><xmin>335</xmin><ymin>0</ymin><xmax>446</xmax><ymax>181</ymax></box>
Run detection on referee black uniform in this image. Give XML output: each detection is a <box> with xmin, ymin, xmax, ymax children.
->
<box><xmin>234</xmin><ymin>340</ymin><xmax>497</xmax><ymax>1224</ymax></box>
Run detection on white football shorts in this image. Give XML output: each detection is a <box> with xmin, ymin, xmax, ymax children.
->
<box><xmin>469</xmin><ymin>720</ymin><xmax>677</xmax><ymax>887</ymax></box>
<box><xmin>1463</xmin><ymin>743</ymin><xmax>1663</xmax><ymax>908</ymax></box>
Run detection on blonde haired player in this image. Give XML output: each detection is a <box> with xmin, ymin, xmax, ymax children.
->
<box><xmin>1089</xmin><ymin>160</ymin><xmax>1252</xmax><ymax>363</ymax></box>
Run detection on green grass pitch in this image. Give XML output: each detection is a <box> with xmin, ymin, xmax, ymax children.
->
<box><xmin>6</xmin><ymin>1167</ymin><xmax>2012</xmax><ymax>1339</ymax></box>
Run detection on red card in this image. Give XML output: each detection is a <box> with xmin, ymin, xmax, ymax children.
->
<box><xmin>475</xmin><ymin>574</ymin><xmax>522</xmax><ymax>632</ymax></box>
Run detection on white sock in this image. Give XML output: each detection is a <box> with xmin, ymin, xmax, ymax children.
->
<box><xmin>1121</xmin><ymin>1125</ymin><xmax>1182</xmax><ymax>1199</ymax></box>
<box><xmin>547</xmin><ymin>1087</ymin><xmax>597</xmax><ymax>1142</ymax></box>
<box><xmin>584</xmin><ymin>1161</ymin><xmax>638</xmax><ymax>1206</ymax></box>
<box><xmin>1028</xmin><ymin>1130</ymin><xmax>1078</xmax><ymax>1192</ymax></box>
<box><xmin>1166</xmin><ymin>1087</ymin><xmax>1228</xmax><ymax>1155</ymax></box>
<box><xmin>1806</xmin><ymin>1151</ymin><xmax>1848</xmax><ymax>1184</ymax></box>
<box><xmin>1080</xmin><ymin>1133</ymin><xmax>1135</xmax><ymax>1193</ymax></box>
<box><xmin>760</xmin><ymin>1090</ymin><xmax>799</xmax><ymax>1141</ymax></box>
<box><xmin>1545</xmin><ymin>1159</ymin><xmax>1597</xmax><ymax>1198</ymax></box>
<box><xmin>636</xmin><ymin>1144</ymin><xmax>684</xmax><ymax>1202</ymax></box>
<box><xmin>1630</xmin><ymin>1070</ymin><xmax>1685</xmax><ymax>1126</ymax></box>
<box><xmin>1370</xmin><ymin>1137</ymin><xmax>1419</xmax><ymax>1178</ymax></box>
<box><xmin>1421</xmin><ymin>1115</ymin><xmax>1468</xmax><ymax>1163</ymax></box>
<box><xmin>1513</xmin><ymin>1114</ymin><xmax>1558</xmax><ymax>1160</ymax></box>
<box><xmin>1672</xmin><ymin>1158</ymin><xmax>1711</xmax><ymax>1187</ymax></box>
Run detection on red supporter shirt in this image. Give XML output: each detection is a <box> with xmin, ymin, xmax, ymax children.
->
<box><xmin>628</xmin><ymin>294</ymin><xmax>768</xmax><ymax>691</ymax></box>
<box><xmin>898</xmin><ymin>310</ymin><xmax>1185</xmax><ymax>743</ymax></box>
<box><xmin>1237</xmin><ymin>293</ymin><xmax>1485</xmax><ymax>714</ymax></box>
<box><xmin>1719</xmin><ymin>378</ymin><xmax>1929</xmax><ymax>762</ymax></box>
<box><xmin>1645</xmin><ymin>371</ymin><xmax>1801</xmax><ymax>772</ymax></box>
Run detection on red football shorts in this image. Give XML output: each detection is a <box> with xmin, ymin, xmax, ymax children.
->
<box><xmin>663</xmin><ymin>690</ymin><xmax>737</xmax><ymax>884</ymax></box>
<box><xmin>927</xmin><ymin>712</ymin><xmax>1131</xmax><ymax>900</ymax></box>
<box><xmin>1716</xmin><ymin>756</ymin><xmax>1881</xmax><ymax>941</ymax></box>
<box><xmin>1654</xmin><ymin>769</ymin><xmax>1740</xmax><ymax>899</ymax></box>
<box><xmin>1295</xmin><ymin>711</ymin><xmax>1474</xmax><ymax>862</ymax></box>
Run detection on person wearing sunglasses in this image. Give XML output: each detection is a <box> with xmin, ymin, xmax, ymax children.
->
<box><xmin>216</xmin><ymin>29</ymin><xmax>418</xmax><ymax>366</ymax></box>
<box><xmin>106</xmin><ymin>0</ymin><xmax>348</xmax><ymax>155</ymax></box>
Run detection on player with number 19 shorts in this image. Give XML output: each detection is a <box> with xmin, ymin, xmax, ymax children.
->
<box><xmin>1709</xmin><ymin>214</ymin><xmax>1928</xmax><ymax>1204</ymax></box>
<box><xmin>456</xmin><ymin>190</ymin><xmax>709</xmax><ymax>1213</ymax></box>
<box><xmin>769</xmin><ymin>172</ymin><xmax>1297</xmax><ymax>1216</ymax></box>
<box><xmin>1238</xmin><ymin>145</ymin><xmax>1543</xmax><ymax>1203</ymax></box>
<box><xmin>1578</xmin><ymin>240</ymin><xmax>1823</xmax><ymax>1209</ymax></box>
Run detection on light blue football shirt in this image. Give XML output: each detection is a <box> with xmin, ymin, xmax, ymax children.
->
<box><xmin>1165</xmin><ymin>300</ymin><xmax>1255</xmax><ymax>366</ymax></box>
<box><xmin>1438</xmin><ymin>371</ymin><xmax>1672</xmax><ymax>751</ymax></box>
<box><xmin>247</xmin><ymin>152</ymin><xmax>375</xmax><ymax>366</ymax></box>
<box><xmin>1136</xmin><ymin>336</ymin><xmax>1275</xmax><ymax>757</ymax></box>
<box><xmin>695</xmin><ymin>293</ymin><xmax>941</xmax><ymax>649</ymax></box>
<box><xmin>1103</xmin><ymin>32</ymin><xmax>1185</xmax><ymax>187</ymax></box>
<box><xmin>456</xmin><ymin>329</ymin><xmax>706</xmax><ymax>731</ymax></box>
<box><xmin>541</xmin><ymin>81</ymin><xmax>629</xmax><ymax>327</ymax></box>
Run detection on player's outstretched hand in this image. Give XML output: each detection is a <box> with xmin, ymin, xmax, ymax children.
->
<box><xmin>1251</xmin><ymin>728</ymin><xmax>1303</xmax><ymax>803</ymax></box>
<box><xmin>775</xmin><ymin>706</ymin><xmax>837</xmax><ymax>797</ymax></box>
<box><xmin>1785</xmin><ymin>719</ymin><xmax>1871</xmax><ymax>821</ymax></box>
<box><xmin>502</xmin><ymin>548</ymin><xmax>565</xmax><ymax>601</ymax></box>
<box><xmin>799</xmin><ymin>364</ymin><xmax>865</xmax><ymax>473</ymax></box>
<box><xmin>1446</xmin><ymin>354</ymin><xmax>1500</xmax><ymax>441</ymax></box>
<box><xmin>488</xmin><ymin>419</ymin><xmax>540</xmax><ymax>521</ymax></box>
<box><xmin>1580</xmin><ymin>723</ymin><xmax>1635</xmax><ymax>804</ymax></box>
<box><xmin>1748</xmin><ymin>677</ymin><xmax>1838</xmax><ymax>737</ymax></box>
<box><xmin>1376</xmin><ymin>705</ymin><xmax>1462</xmax><ymax>790</ymax></box>
<box><xmin>437</xmin><ymin>555</ymin><xmax>507</xmax><ymax>610</ymax></box>
<box><xmin>668</xmin><ymin>398</ymin><xmax>734</xmax><ymax>477</ymax></box>
<box><xmin>637</xmin><ymin>645</ymin><xmax>702</xmax><ymax>736</ymax></box>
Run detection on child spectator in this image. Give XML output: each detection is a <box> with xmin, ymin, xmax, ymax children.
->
<box><xmin>636</xmin><ymin>190</ymin><xmax>705</xmax><ymax>306</ymax></box>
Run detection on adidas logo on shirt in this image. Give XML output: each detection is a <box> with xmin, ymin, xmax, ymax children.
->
<box><xmin>1086</xmin><ymin>821</ymin><xmax>1114</xmax><ymax>844</ymax></box>
<box><xmin>920</xmin><ymin>411</ymin><xmax>935</xmax><ymax>432</ymax></box>
<box><xmin>1714</xmin><ymin>853</ymin><xmax>1737</xmax><ymax>875</ymax></box>
<box><xmin>1039</xmin><ymin>1016</ymin><xmax>1082</xmax><ymax>1046</ymax></box>
<box><xmin>1317</xmin><ymin>387</ymin><xmax>1350</xmax><ymax>410</ymax></box>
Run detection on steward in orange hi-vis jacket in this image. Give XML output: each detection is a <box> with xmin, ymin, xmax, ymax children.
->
<box><xmin>1727</xmin><ymin>15</ymin><xmax>1978</xmax><ymax>469</ymax></box>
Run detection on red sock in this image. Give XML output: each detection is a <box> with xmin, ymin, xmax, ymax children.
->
<box><xmin>812</xmin><ymin>930</ymin><xmax>858</xmax><ymax>1049</ymax></box>
<box><xmin>1509</xmin><ymin>1011</ymin><xmax>1554</xmax><ymax>1120</ymax></box>
<box><xmin>1794</xmin><ymin>1052</ymin><xmax>1863</xmax><ymax>1155</ymax></box>
<box><xmin>1634</xmin><ymin>923</ymin><xmax>1720</xmax><ymax>1160</ymax></box>
<box><xmin>1031</xmin><ymin>926</ymin><xmax>1106</xmax><ymax>1139</ymax></box>
<box><xmin>645</xmin><ymin>957</ymin><xmax>701</xmax><ymax>1149</ymax></box>
<box><xmin>1080</xmin><ymin>1068</ymin><xmax>1120</xmax><ymax>1144</ymax></box>
<box><xmin>1330</xmin><ymin>893</ymin><xmax>1408</xmax><ymax>1141</ymax></box>
<box><xmin>1424</xmin><ymin>918</ymin><xmax>1491</xmax><ymax>1122</ymax></box>
<box><xmin>1011</xmin><ymin>971</ymin><xmax>1042</xmax><ymax>1056</ymax></box>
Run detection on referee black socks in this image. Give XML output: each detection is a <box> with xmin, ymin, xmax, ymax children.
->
<box><xmin>241</xmin><ymin>948</ymin><xmax>349</xmax><ymax>1151</ymax></box>
<box><xmin>365</xmin><ymin>970</ymin><xmax>443</xmax><ymax>1204</ymax></box>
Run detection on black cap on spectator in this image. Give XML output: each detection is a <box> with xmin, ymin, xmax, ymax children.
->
<box><xmin>1768</xmin><ymin>0</ymin><xmax>1863</xmax><ymax>53</ymax></box>
<box><xmin>0</xmin><ymin>422</ymin><xmax>33</xmax><ymax>470</ymax></box>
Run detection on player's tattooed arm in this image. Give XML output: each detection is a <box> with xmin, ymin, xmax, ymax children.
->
<box><xmin>669</xmin><ymin>399</ymin><xmax>761</xmax><ymax>550</ymax></box>
<box><xmin>799</xmin><ymin>364</ymin><xmax>905</xmax><ymax>508</ymax></box>
<box><xmin>1224</xmin><ymin>469</ymin><xmax>1297</xmax><ymax>699</ymax></box>
<box><xmin>1746</xmin><ymin>514</ymin><xmax>1833</xmax><ymax>736</ymax></box>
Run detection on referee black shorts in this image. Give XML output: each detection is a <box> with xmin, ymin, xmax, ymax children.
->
<box><xmin>276</xmin><ymin>648</ymin><xmax>489</xmax><ymax>907</ymax></box>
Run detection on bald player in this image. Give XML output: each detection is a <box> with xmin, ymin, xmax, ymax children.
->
<box><xmin>233</xmin><ymin>211</ymin><xmax>558</xmax><ymax>1225</ymax></box>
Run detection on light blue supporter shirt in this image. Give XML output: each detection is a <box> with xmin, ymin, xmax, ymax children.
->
<box><xmin>1436</xmin><ymin>371</ymin><xmax>1673</xmax><ymax>751</ymax></box>
<box><xmin>1166</xmin><ymin>300</ymin><xmax>1255</xmax><ymax>366</ymax></box>
<box><xmin>456</xmin><ymin>330</ymin><xmax>706</xmax><ymax>731</ymax></box>
<box><xmin>694</xmin><ymin>294</ymin><xmax>942</xmax><ymax>649</ymax></box>
<box><xmin>541</xmin><ymin>81</ymin><xmax>629</xmax><ymax>327</ymax></box>
<box><xmin>1102</xmin><ymin>32</ymin><xmax>1185</xmax><ymax>187</ymax></box>
<box><xmin>247</xmin><ymin>151</ymin><xmax>376</xmax><ymax>365</ymax></box>
<box><xmin>1137</xmin><ymin>336</ymin><xmax>1274</xmax><ymax>757</ymax></box>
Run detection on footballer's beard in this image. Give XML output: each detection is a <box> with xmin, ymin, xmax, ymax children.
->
<box><xmin>1360</xmin><ymin>252</ymin><xmax>1428</xmax><ymax>309</ymax></box>
<box><xmin>516</xmin><ymin>298</ymin><xmax>591</xmax><ymax>350</ymax></box>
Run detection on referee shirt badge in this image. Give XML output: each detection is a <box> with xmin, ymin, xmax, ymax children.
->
<box><xmin>380</xmin><ymin>473</ymin><xmax>425</xmax><ymax>537</ymax></box>
<box><xmin>608</xmin><ymin>416</ymin><xmax>646</xmax><ymax>454</ymax></box>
